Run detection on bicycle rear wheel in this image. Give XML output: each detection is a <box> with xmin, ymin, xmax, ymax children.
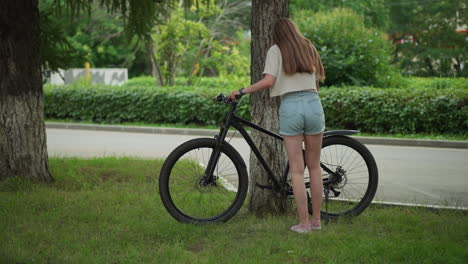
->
<box><xmin>311</xmin><ymin>135</ymin><xmax>379</xmax><ymax>218</ymax></box>
<box><xmin>159</xmin><ymin>138</ymin><xmax>248</xmax><ymax>224</ymax></box>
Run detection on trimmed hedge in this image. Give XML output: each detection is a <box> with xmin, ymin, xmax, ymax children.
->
<box><xmin>44</xmin><ymin>84</ymin><xmax>468</xmax><ymax>135</ymax></box>
<box><xmin>322</xmin><ymin>87</ymin><xmax>467</xmax><ymax>134</ymax></box>
<box><xmin>44</xmin><ymin>85</ymin><xmax>251</xmax><ymax>125</ymax></box>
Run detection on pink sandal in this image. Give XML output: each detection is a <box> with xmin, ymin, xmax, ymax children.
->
<box><xmin>290</xmin><ymin>223</ymin><xmax>312</xmax><ymax>233</ymax></box>
<box><xmin>310</xmin><ymin>220</ymin><xmax>321</xmax><ymax>231</ymax></box>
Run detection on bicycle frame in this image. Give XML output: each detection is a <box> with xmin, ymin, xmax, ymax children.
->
<box><xmin>204</xmin><ymin>100</ymin><xmax>359</xmax><ymax>194</ymax></box>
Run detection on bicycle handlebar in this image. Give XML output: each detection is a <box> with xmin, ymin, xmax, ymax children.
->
<box><xmin>214</xmin><ymin>93</ymin><xmax>243</xmax><ymax>104</ymax></box>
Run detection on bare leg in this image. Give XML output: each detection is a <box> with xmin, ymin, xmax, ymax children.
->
<box><xmin>283</xmin><ymin>135</ymin><xmax>309</xmax><ymax>225</ymax></box>
<box><xmin>304</xmin><ymin>133</ymin><xmax>323</xmax><ymax>226</ymax></box>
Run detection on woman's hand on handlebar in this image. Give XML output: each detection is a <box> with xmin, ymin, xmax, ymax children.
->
<box><xmin>228</xmin><ymin>89</ymin><xmax>242</xmax><ymax>101</ymax></box>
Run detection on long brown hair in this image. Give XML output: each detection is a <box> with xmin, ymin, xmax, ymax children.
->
<box><xmin>272</xmin><ymin>18</ymin><xmax>325</xmax><ymax>81</ymax></box>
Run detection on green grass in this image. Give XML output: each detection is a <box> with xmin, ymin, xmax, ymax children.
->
<box><xmin>46</xmin><ymin>119</ymin><xmax>468</xmax><ymax>141</ymax></box>
<box><xmin>2</xmin><ymin>157</ymin><xmax>468</xmax><ymax>263</ymax></box>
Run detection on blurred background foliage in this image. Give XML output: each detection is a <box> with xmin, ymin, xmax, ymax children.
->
<box><xmin>40</xmin><ymin>0</ymin><xmax>251</xmax><ymax>83</ymax></box>
<box><xmin>39</xmin><ymin>0</ymin><xmax>467</xmax><ymax>86</ymax></box>
<box><xmin>295</xmin><ymin>8</ymin><xmax>402</xmax><ymax>87</ymax></box>
<box><xmin>386</xmin><ymin>0</ymin><xmax>467</xmax><ymax>77</ymax></box>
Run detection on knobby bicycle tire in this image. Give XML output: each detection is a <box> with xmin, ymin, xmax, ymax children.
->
<box><xmin>159</xmin><ymin>138</ymin><xmax>248</xmax><ymax>224</ymax></box>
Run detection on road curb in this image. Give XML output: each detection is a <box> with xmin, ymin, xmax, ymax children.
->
<box><xmin>46</xmin><ymin>122</ymin><xmax>468</xmax><ymax>149</ymax></box>
<box><xmin>370</xmin><ymin>200</ymin><xmax>468</xmax><ymax>211</ymax></box>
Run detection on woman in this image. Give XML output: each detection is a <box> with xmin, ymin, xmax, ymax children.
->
<box><xmin>229</xmin><ymin>18</ymin><xmax>326</xmax><ymax>233</ymax></box>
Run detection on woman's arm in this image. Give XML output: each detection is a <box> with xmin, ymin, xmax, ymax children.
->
<box><xmin>228</xmin><ymin>74</ymin><xmax>276</xmax><ymax>100</ymax></box>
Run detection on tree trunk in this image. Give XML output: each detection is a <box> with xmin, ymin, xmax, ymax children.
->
<box><xmin>146</xmin><ymin>39</ymin><xmax>165</xmax><ymax>86</ymax></box>
<box><xmin>0</xmin><ymin>0</ymin><xmax>53</xmax><ymax>182</ymax></box>
<box><xmin>424</xmin><ymin>57</ymin><xmax>435</xmax><ymax>76</ymax></box>
<box><xmin>248</xmin><ymin>0</ymin><xmax>290</xmax><ymax>215</ymax></box>
<box><xmin>186</xmin><ymin>38</ymin><xmax>206</xmax><ymax>86</ymax></box>
<box><xmin>169</xmin><ymin>52</ymin><xmax>177</xmax><ymax>86</ymax></box>
<box><xmin>453</xmin><ymin>57</ymin><xmax>462</xmax><ymax>76</ymax></box>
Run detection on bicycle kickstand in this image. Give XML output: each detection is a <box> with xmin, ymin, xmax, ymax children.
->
<box><xmin>324</xmin><ymin>187</ymin><xmax>330</xmax><ymax>225</ymax></box>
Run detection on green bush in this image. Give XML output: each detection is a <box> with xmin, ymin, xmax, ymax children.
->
<box><xmin>321</xmin><ymin>86</ymin><xmax>467</xmax><ymax>134</ymax></box>
<box><xmin>44</xmin><ymin>84</ymin><xmax>251</xmax><ymax>125</ymax></box>
<box><xmin>44</xmin><ymin>82</ymin><xmax>467</xmax><ymax>135</ymax></box>
<box><xmin>295</xmin><ymin>8</ymin><xmax>403</xmax><ymax>87</ymax></box>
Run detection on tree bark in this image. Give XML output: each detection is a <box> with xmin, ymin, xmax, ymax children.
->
<box><xmin>146</xmin><ymin>39</ymin><xmax>165</xmax><ymax>86</ymax></box>
<box><xmin>453</xmin><ymin>57</ymin><xmax>462</xmax><ymax>76</ymax></box>
<box><xmin>0</xmin><ymin>0</ymin><xmax>53</xmax><ymax>182</ymax></box>
<box><xmin>168</xmin><ymin>52</ymin><xmax>177</xmax><ymax>86</ymax></box>
<box><xmin>248</xmin><ymin>0</ymin><xmax>290</xmax><ymax>215</ymax></box>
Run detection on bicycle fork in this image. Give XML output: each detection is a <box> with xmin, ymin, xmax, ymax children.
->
<box><xmin>201</xmin><ymin>104</ymin><xmax>236</xmax><ymax>186</ymax></box>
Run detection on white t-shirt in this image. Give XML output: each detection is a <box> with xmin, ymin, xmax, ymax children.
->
<box><xmin>262</xmin><ymin>44</ymin><xmax>318</xmax><ymax>97</ymax></box>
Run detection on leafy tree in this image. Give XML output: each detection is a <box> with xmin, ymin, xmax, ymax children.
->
<box><xmin>148</xmin><ymin>1</ymin><xmax>250</xmax><ymax>86</ymax></box>
<box><xmin>0</xmin><ymin>0</ymin><xmax>212</xmax><ymax>182</ymax></box>
<box><xmin>39</xmin><ymin>0</ymin><xmax>174</xmax><ymax>77</ymax></box>
<box><xmin>39</xmin><ymin>0</ymin><xmax>83</xmax><ymax>76</ymax></box>
<box><xmin>40</xmin><ymin>0</ymin><xmax>250</xmax><ymax>82</ymax></box>
<box><xmin>185</xmin><ymin>0</ymin><xmax>250</xmax><ymax>82</ymax></box>
<box><xmin>290</xmin><ymin>0</ymin><xmax>389</xmax><ymax>30</ymax></box>
<box><xmin>2</xmin><ymin>0</ymin><xmax>290</xmax><ymax>218</ymax></box>
<box><xmin>203</xmin><ymin>34</ymin><xmax>250</xmax><ymax>79</ymax></box>
<box><xmin>295</xmin><ymin>8</ymin><xmax>401</xmax><ymax>87</ymax></box>
<box><xmin>387</xmin><ymin>0</ymin><xmax>468</xmax><ymax>77</ymax></box>
<box><xmin>152</xmin><ymin>9</ymin><xmax>210</xmax><ymax>85</ymax></box>
<box><xmin>291</xmin><ymin>0</ymin><xmax>467</xmax><ymax>77</ymax></box>
<box><xmin>64</xmin><ymin>5</ymin><xmax>141</xmax><ymax>71</ymax></box>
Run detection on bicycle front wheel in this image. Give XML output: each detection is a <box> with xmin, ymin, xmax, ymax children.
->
<box><xmin>311</xmin><ymin>135</ymin><xmax>379</xmax><ymax>218</ymax></box>
<box><xmin>159</xmin><ymin>138</ymin><xmax>248</xmax><ymax>224</ymax></box>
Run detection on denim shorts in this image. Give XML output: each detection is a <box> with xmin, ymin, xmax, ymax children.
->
<box><xmin>279</xmin><ymin>90</ymin><xmax>326</xmax><ymax>136</ymax></box>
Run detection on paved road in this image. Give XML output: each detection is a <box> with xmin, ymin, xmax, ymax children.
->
<box><xmin>47</xmin><ymin>128</ymin><xmax>468</xmax><ymax>207</ymax></box>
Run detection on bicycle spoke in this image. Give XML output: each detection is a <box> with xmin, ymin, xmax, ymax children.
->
<box><xmin>167</xmin><ymin>145</ymin><xmax>241</xmax><ymax>220</ymax></box>
<box><xmin>312</xmin><ymin>137</ymin><xmax>376</xmax><ymax>217</ymax></box>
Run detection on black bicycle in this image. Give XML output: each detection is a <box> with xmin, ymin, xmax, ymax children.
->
<box><xmin>159</xmin><ymin>94</ymin><xmax>378</xmax><ymax>224</ymax></box>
